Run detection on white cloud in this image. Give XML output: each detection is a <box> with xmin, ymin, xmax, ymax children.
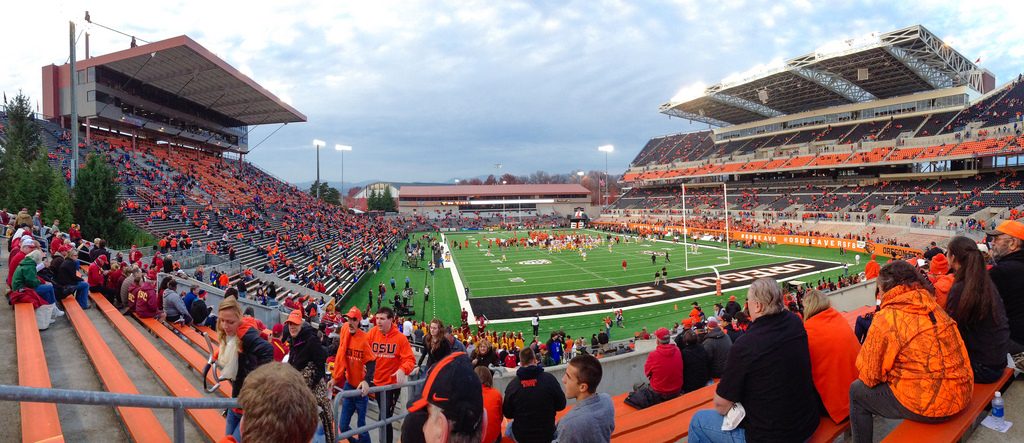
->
<box><xmin>670</xmin><ymin>81</ymin><xmax>709</xmax><ymax>104</ymax></box>
<box><xmin>2</xmin><ymin>1</ymin><xmax>1024</xmax><ymax>183</ymax></box>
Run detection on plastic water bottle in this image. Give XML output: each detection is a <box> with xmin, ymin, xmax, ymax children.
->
<box><xmin>991</xmin><ymin>392</ymin><xmax>1005</xmax><ymax>427</ymax></box>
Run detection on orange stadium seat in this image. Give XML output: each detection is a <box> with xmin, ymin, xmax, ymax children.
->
<box><xmin>15</xmin><ymin>303</ymin><xmax>65</xmax><ymax>443</ymax></box>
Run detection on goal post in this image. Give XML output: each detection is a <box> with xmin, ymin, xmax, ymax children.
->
<box><xmin>680</xmin><ymin>182</ymin><xmax>732</xmax><ymax>273</ymax></box>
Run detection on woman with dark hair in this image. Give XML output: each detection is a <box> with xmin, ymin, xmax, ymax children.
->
<box><xmin>944</xmin><ymin>236</ymin><xmax>1010</xmax><ymax>383</ymax></box>
<box><xmin>417</xmin><ymin>318</ymin><xmax>451</xmax><ymax>372</ymax></box>
<box><xmin>850</xmin><ymin>260</ymin><xmax>972</xmax><ymax>443</ymax></box>
<box><xmin>284</xmin><ymin>310</ymin><xmax>333</xmax><ymax>443</ymax></box>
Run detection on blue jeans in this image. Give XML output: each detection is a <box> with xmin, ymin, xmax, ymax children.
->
<box><xmin>339</xmin><ymin>382</ymin><xmax>370</xmax><ymax>442</ymax></box>
<box><xmin>35</xmin><ymin>284</ymin><xmax>56</xmax><ymax>304</ymax></box>
<box><xmin>67</xmin><ymin>281</ymin><xmax>90</xmax><ymax>309</ymax></box>
<box><xmin>688</xmin><ymin>409</ymin><xmax>746</xmax><ymax>443</ymax></box>
<box><xmin>225</xmin><ymin>408</ymin><xmax>243</xmax><ymax>442</ymax></box>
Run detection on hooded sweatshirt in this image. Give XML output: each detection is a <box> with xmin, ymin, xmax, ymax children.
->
<box><xmin>856</xmin><ymin>284</ymin><xmax>973</xmax><ymax>417</ymax></box>
<box><xmin>11</xmin><ymin>255</ymin><xmax>43</xmax><ymax>291</ymax></box>
<box><xmin>645</xmin><ymin>342</ymin><xmax>683</xmax><ymax>395</ymax></box>
<box><xmin>805</xmin><ymin>307</ymin><xmax>860</xmax><ymax>423</ymax></box>
<box><xmin>130</xmin><ymin>280</ymin><xmax>163</xmax><ymax>319</ymax></box>
<box><xmin>503</xmin><ymin>364</ymin><xmax>566</xmax><ymax>443</ymax></box>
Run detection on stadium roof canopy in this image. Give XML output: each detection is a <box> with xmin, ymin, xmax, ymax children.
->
<box><xmin>660</xmin><ymin>25</ymin><xmax>984</xmax><ymax>127</ymax></box>
<box><xmin>400</xmin><ymin>184</ymin><xmax>590</xmax><ymax>198</ymax></box>
<box><xmin>76</xmin><ymin>35</ymin><xmax>305</xmax><ymax>126</ymax></box>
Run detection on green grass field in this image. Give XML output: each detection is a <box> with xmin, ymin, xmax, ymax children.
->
<box><xmin>341</xmin><ymin>230</ymin><xmax>888</xmax><ymax>342</ymax></box>
<box><xmin>446</xmin><ymin>229</ymin><xmax>817</xmax><ymax>297</ymax></box>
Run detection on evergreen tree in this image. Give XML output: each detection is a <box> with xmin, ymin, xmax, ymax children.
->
<box><xmin>3</xmin><ymin>92</ymin><xmax>43</xmax><ymax>164</ymax></box>
<box><xmin>308</xmin><ymin>180</ymin><xmax>341</xmax><ymax>205</ymax></box>
<box><xmin>368</xmin><ymin>189</ymin><xmax>379</xmax><ymax>211</ymax></box>
<box><xmin>0</xmin><ymin>92</ymin><xmax>43</xmax><ymax>205</ymax></box>
<box><xmin>73</xmin><ymin>154</ymin><xmax>125</xmax><ymax>242</ymax></box>
<box><xmin>6</xmin><ymin>162</ymin><xmax>34</xmax><ymax>210</ymax></box>
<box><xmin>44</xmin><ymin>178</ymin><xmax>73</xmax><ymax>228</ymax></box>
<box><xmin>381</xmin><ymin>186</ymin><xmax>396</xmax><ymax>212</ymax></box>
<box><xmin>321</xmin><ymin>186</ymin><xmax>342</xmax><ymax>205</ymax></box>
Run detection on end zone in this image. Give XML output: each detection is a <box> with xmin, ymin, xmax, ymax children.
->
<box><xmin>470</xmin><ymin>258</ymin><xmax>841</xmax><ymax>323</ymax></box>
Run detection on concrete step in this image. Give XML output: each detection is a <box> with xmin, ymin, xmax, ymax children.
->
<box><xmin>81</xmin><ymin>303</ymin><xmax>207</xmax><ymax>442</ymax></box>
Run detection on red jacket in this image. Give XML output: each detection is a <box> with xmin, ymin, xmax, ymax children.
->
<box><xmin>87</xmin><ymin>264</ymin><xmax>105</xmax><ymax>287</ymax></box>
<box><xmin>106</xmin><ymin>269</ymin><xmax>125</xmax><ymax>292</ymax></box>
<box><xmin>645</xmin><ymin>343</ymin><xmax>683</xmax><ymax>395</ymax></box>
<box><xmin>130</xmin><ymin>281</ymin><xmax>162</xmax><ymax>318</ymax></box>
<box><xmin>271</xmin><ymin>338</ymin><xmax>289</xmax><ymax>362</ymax></box>
<box><xmin>6</xmin><ymin>250</ymin><xmax>26</xmax><ymax>288</ymax></box>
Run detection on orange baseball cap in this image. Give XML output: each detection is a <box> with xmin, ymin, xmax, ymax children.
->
<box><xmin>345</xmin><ymin>306</ymin><xmax>362</xmax><ymax>321</ymax></box>
<box><xmin>989</xmin><ymin>220</ymin><xmax>1024</xmax><ymax>241</ymax></box>
<box><xmin>285</xmin><ymin>310</ymin><xmax>303</xmax><ymax>325</ymax></box>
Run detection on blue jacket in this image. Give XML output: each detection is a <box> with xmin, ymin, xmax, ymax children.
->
<box><xmin>554</xmin><ymin>393</ymin><xmax>615</xmax><ymax>443</ymax></box>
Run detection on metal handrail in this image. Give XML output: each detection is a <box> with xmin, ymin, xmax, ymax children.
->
<box><xmin>0</xmin><ymin>384</ymin><xmax>234</xmax><ymax>443</ymax></box>
<box><xmin>332</xmin><ymin>378</ymin><xmax>426</xmax><ymax>442</ymax></box>
<box><xmin>0</xmin><ymin>377</ymin><xmax>425</xmax><ymax>443</ymax></box>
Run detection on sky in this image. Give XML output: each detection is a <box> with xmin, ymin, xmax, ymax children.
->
<box><xmin>3</xmin><ymin>0</ymin><xmax>1024</xmax><ymax>186</ymax></box>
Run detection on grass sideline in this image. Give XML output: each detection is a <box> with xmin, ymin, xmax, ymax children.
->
<box><xmin>341</xmin><ymin>230</ymin><xmax>888</xmax><ymax>341</ymax></box>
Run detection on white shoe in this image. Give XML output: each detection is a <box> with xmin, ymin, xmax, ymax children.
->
<box><xmin>53</xmin><ymin>307</ymin><xmax>66</xmax><ymax>318</ymax></box>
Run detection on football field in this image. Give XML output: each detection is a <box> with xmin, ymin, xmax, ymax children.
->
<box><xmin>446</xmin><ymin>229</ymin><xmax>811</xmax><ymax>297</ymax></box>
<box><xmin>344</xmin><ymin>229</ymin><xmax>880</xmax><ymax>342</ymax></box>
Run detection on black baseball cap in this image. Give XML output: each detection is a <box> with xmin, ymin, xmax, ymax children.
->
<box><xmin>408</xmin><ymin>352</ymin><xmax>483</xmax><ymax>434</ymax></box>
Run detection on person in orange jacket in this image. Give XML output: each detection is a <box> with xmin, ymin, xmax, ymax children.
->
<box><xmin>367</xmin><ymin>306</ymin><xmax>415</xmax><ymax>443</ymax></box>
<box><xmin>850</xmin><ymin>260</ymin><xmax>972</xmax><ymax>443</ymax></box>
<box><xmin>864</xmin><ymin>254</ymin><xmax>881</xmax><ymax>280</ymax></box>
<box><xmin>802</xmin><ymin>290</ymin><xmax>860</xmax><ymax>424</ymax></box>
<box><xmin>329</xmin><ymin>307</ymin><xmax>377</xmax><ymax>443</ymax></box>
<box><xmin>927</xmin><ymin>253</ymin><xmax>954</xmax><ymax>308</ymax></box>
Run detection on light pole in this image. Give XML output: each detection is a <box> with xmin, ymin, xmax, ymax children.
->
<box><xmin>313</xmin><ymin>139</ymin><xmax>325</xmax><ymax>199</ymax></box>
<box><xmin>576</xmin><ymin>170</ymin><xmax>585</xmax><ymax>183</ymax></box>
<box><xmin>598</xmin><ymin>145</ymin><xmax>614</xmax><ymax>208</ymax></box>
<box><xmin>336</xmin><ymin>144</ymin><xmax>353</xmax><ymax>206</ymax></box>
<box><xmin>495</xmin><ymin>163</ymin><xmax>503</xmax><ymax>220</ymax></box>
<box><xmin>502</xmin><ymin>180</ymin><xmax>507</xmax><ymax>222</ymax></box>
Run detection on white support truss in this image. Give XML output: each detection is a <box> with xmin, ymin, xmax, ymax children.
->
<box><xmin>707</xmin><ymin>93</ymin><xmax>784</xmax><ymax>118</ymax></box>
<box><xmin>789</xmin><ymin>67</ymin><xmax>877</xmax><ymax>103</ymax></box>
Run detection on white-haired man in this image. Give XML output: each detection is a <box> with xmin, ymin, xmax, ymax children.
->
<box><xmin>688</xmin><ymin>277</ymin><xmax>819</xmax><ymax>443</ymax></box>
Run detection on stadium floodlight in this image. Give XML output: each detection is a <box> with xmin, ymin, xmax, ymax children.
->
<box><xmin>313</xmin><ymin>139</ymin><xmax>326</xmax><ymax>199</ymax></box>
<box><xmin>597</xmin><ymin>145</ymin><xmax>614</xmax><ymax>209</ymax></box>
<box><xmin>336</xmin><ymin>145</ymin><xmax>353</xmax><ymax>207</ymax></box>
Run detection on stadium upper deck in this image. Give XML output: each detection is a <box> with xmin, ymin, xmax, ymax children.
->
<box><xmin>621</xmin><ymin>25</ymin><xmax>1024</xmax><ymax>185</ymax></box>
<box><xmin>661</xmin><ymin>25</ymin><xmax>991</xmax><ymax>126</ymax></box>
<box><xmin>41</xmin><ymin>35</ymin><xmax>305</xmax><ymax>154</ymax></box>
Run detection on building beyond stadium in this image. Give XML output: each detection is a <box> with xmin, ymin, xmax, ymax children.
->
<box><xmin>399</xmin><ymin>184</ymin><xmax>592</xmax><ymax>217</ymax></box>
